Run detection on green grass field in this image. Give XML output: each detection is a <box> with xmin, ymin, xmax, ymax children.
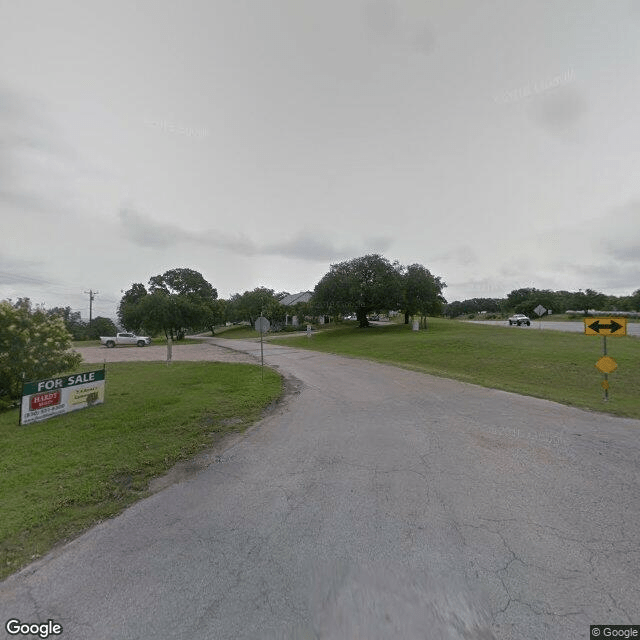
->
<box><xmin>0</xmin><ymin>361</ymin><xmax>282</xmax><ymax>580</ymax></box>
<box><xmin>215</xmin><ymin>324</ymin><xmax>317</xmax><ymax>340</ymax></box>
<box><xmin>271</xmin><ymin>318</ymin><xmax>640</xmax><ymax>419</ymax></box>
<box><xmin>214</xmin><ymin>325</ymin><xmax>261</xmax><ymax>339</ymax></box>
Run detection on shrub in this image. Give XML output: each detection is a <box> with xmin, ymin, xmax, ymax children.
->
<box><xmin>0</xmin><ymin>300</ymin><xmax>82</xmax><ymax>410</ymax></box>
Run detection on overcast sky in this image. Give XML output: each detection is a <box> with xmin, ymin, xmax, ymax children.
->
<box><xmin>1</xmin><ymin>1</ymin><xmax>639</xmax><ymax>321</ymax></box>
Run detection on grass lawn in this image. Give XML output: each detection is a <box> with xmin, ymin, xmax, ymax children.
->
<box><xmin>215</xmin><ymin>324</ymin><xmax>319</xmax><ymax>340</ymax></box>
<box><xmin>214</xmin><ymin>325</ymin><xmax>260</xmax><ymax>340</ymax></box>
<box><xmin>271</xmin><ymin>318</ymin><xmax>640</xmax><ymax>419</ymax></box>
<box><xmin>0</xmin><ymin>361</ymin><xmax>282</xmax><ymax>580</ymax></box>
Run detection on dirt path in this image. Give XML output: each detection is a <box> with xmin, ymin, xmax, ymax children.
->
<box><xmin>74</xmin><ymin>341</ymin><xmax>258</xmax><ymax>364</ymax></box>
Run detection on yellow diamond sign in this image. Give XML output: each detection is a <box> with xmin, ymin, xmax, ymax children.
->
<box><xmin>595</xmin><ymin>356</ymin><xmax>618</xmax><ymax>373</ymax></box>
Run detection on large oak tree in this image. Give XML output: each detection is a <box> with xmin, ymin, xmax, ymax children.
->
<box><xmin>118</xmin><ymin>268</ymin><xmax>218</xmax><ymax>340</ymax></box>
<box><xmin>313</xmin><ymin>254</ymin><xmax>403</xmax><ymax>327</ymax></box>
<box><xmin>401</xmin><ymin>263</ymin><xmax>447</xmax><ymax>324</ymax></box>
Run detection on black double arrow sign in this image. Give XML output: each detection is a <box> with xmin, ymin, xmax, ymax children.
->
<box><xmin>588</xmin><ymin>320</ymin><xmax>624</xmax><ymax>334</ymax></box>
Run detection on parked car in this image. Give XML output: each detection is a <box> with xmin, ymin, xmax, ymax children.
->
<box><xmin>508</xmin><ymin>314</ymin><xmax>531</xmax><ymax>326</ymax></box>
<box><xmin>100</xmin><ymin>332</ymin><xmax>151</xmax><ymax>347</ymax></box>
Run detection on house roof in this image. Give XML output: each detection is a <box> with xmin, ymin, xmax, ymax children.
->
<box><xmin>279</xmin><ymin>291</ymin><xmax>313</xmax><ymax>306</ymax></box>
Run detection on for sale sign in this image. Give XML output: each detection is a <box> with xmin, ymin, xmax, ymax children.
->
<box><xmin>20</xmin><ymin>369</ymin><xmax>105</xmax><ymax>425</ymax></box>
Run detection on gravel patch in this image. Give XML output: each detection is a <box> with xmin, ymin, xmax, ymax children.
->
<box><xmin>74</xmin><ymin>339</ymin><xmax>259</xmax><ymax>364</ymax></box>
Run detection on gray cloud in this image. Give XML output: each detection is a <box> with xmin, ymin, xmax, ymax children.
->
<box><xmin>0</xmin><ymin>86</ymin><xmax>83</xmax><ymax>215</ymax></box>
<box><xmin>0</xmin><ymin>257</ymin><xmax>51</xmax><ymax>287</ymax></box>
<box><xmin>598</xmin><ymin>200</ymin><xmax>640</xmax><ymax>264</ymax></box>
<box><xmin>606</xmin><ymin>244</ymin><xmax>640</xmax><ymax>263</ymax></box>
<box><xmin>447</xmin><ymin>276</ymin><xmax>508</xmax><ymax>298</ymax></box>
<box><xmin>363</xmin><ymin>0</ymin><xmax>399</xmax><ymax>38</ymax></box>
<box><xmin>118</xmin><ymin>206</ymin><xmax>391</xmax><ymax>262</ymax></box>
<box><xmin>0</xmin><ymin>86</ymin><xmax>28</xmax><ymax>120</ymax></box>
<box><xmin>529</xmin><ymin>86</ymin><xmax>588</xmax><ymax>134</ymax></box>
<box><xmin>118</xmin><ymin>206</ymin><xmax>255</xmax><ymax>253</ymax></box>
<box><xmin>118</xmin><ymin>206</ymin><xmax>186</xmax><ymax>250</ymax></box>
<box><xmin>361</xmin><ymin>1</ymin><xmax>435</xmax><ymax>56</ymax></box>
<box><xmin>433</xmin><ymin>245</ymin><xmax>480</xmax><ymax>267</ymax></box>
<box><xmin>265</xmin><ymin>233</ymin><xmax>391</xmax><ymax>262</ymax></box>
<box><xmin>547</xmin><ymin>259</ymin><xmax>640</xmax><ymax>293</ymax></box>
<box><xmin>412</xmin><ymin>24</ymin><xmax>436</xmax><ymax>56</ymax></box>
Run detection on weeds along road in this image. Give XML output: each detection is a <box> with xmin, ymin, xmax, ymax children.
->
<box><xmin>2</xmin><ymin>339</ymin><xmax>639</xmax><ymax>639</ymax></box>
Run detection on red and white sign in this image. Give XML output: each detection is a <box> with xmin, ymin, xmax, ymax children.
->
<box><xmin>30</xmin><ymin>391</ymin><xmax>62</xmax><ymax>411</ymax></box>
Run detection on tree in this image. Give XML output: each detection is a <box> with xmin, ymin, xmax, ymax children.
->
<box><xmin>47</xmin><ymin>306</ymin><xmax>89</xmax><ymax>340</ymax></box>
<box><xmin>0</xmin><ymin>299</ymin><xmax>81</xmax><ymax>410</ymax></box>
<box><xmin>117</xmin><ymin>283</ymin><xmax>148</xmax><ymax>334</ymax></box>
<box><xmin>226</xmin><ymin>287</ymin><xmax>280</xmax><ymax>327</ymax></box>
<box><xmin>313</xmin><ymin>254</ymin><xmax>403</xmax><ymax>328</ymax></box>
<box><xmin>401</xmin><ymin>263</ymin><xmax>446</xmax><ymax>324</ymax></box>
<box><xmin>118</xmin><ymin>268</ymin><xmax>218</xmax><ymax>340</ymax></box>
<box><xmin>505</xmin><ymin>288</ymin><xmax>538</xmax><ymax>314</ymax></box>
<box><xmin>571</xmin><ymin>289</ymin><xmax>607</xmax><ymax>315</ymax></box>
<box><xmin>206</xmin><ymin>299</ymin><xmax>227</xmax><ymax>335</ymax></box>
<box><xmin>504</xmin><ymin>287</ymin><xmax>560</xmax><ymax>316</ymax></box>
<box><xmin>86</xmin><ymin>317</ymin><xmax>118</xmax><ymax>340</ymax></box>
<box><xmin>148</xmin><ymin>268</ymin><xmax>217</xmax><ymax>301</ymax></box>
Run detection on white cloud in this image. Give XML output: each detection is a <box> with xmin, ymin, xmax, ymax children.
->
<box><xmin>117</xmin><ymin>206</ymin><xmax>392</xmax><ymax>262</ymax></box>
<box><xmin>1</xmin><ymin>2</ymin><xmax>640</xmax><ymax>316</ymax></box>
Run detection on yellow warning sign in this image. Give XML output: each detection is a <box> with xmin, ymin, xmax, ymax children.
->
<box><xmin>584</xmin><ymin>317</ymin><xmax>627</xmax><ymax>336</ymax></box>
<box><xmin>595</xmin><ymin>356</ymin><xmax>618</xmax><ymax>373</ymax></box>
<box><xmin>601</xmin><ymin>380</ymin><xmax>610</xmax><ymax>390</ymax></box>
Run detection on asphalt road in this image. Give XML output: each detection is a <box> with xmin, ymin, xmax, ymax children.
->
<box><xmin>1</xmin><ymin>339</ymin><xmax>639</xmax><ymax>639</ymax></box>
<box><xmin>466</xmin><ymin>319</ymin><xmax>640</xmax><ymax>336</ymax></box>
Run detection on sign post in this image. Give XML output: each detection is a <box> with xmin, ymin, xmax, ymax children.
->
<box><xmin>533</xmin><ymin>305</ymin><xmax>547</xmax><ymax>329</ymax></box>
<box><xmin>583</xmin><ymin>317</ymin><xmax>626</xmax><ymax>401</ymax></box>
<box><xmin>254</xmin><ymin>316</ymin><xmax>270</xmax><ymax>380</ymax></box>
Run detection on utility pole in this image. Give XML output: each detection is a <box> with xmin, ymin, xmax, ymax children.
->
<box><xmin>84</xmin><ymin>290</ymin><xmax>99</xmax><ymax>326</ymax></box>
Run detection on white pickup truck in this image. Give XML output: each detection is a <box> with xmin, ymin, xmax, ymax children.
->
<box><xmin>100</xmin><ymin>332</ymin><xmax>151</xmax><ymax>348</ymax></box>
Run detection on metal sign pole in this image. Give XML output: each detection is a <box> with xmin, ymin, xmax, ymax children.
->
<box><xmin>18</xmin><ymin>372</ymin><xmax>25</xmax><ymax>426</ymax></box>
<box><xmin>603</xmin><ymin>335</ymin><xmax>608</xmax><ymax>402</ymax></box>
<box><xmin>254</xmin><ymin>314</ymin><xmax>270</xmax><ymax>382</ymax></box>
<box><xmin>584</xmin><ymin>316</ymin><xmax>625</xmax><ymax>402</ymax></box>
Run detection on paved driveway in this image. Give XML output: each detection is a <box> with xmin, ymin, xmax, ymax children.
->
<box><xmin>1</xmin><ymin>339</ymin><xmax>638</xmax><ymax>639</ymax></box>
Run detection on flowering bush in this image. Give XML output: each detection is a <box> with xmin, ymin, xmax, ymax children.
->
<box><xmin>0</xmin><ymin>300</ymin><xmax>82</xmax><ymax>410</ymax></box>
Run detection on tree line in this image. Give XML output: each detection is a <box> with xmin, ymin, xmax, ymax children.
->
<box><xmin>117</xmin><ymin>262</ymin><xmax>640</xmax><ymax>337</ymax></box>
<box><xmin>444</xmin><ymin>287</ymin><xmax>640</xmax><ymax>318</ymax></box>
<box><xmin>117</xmin><ymin>255</ymin><xmax>446</xmax><ymax>337</ymax></box>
